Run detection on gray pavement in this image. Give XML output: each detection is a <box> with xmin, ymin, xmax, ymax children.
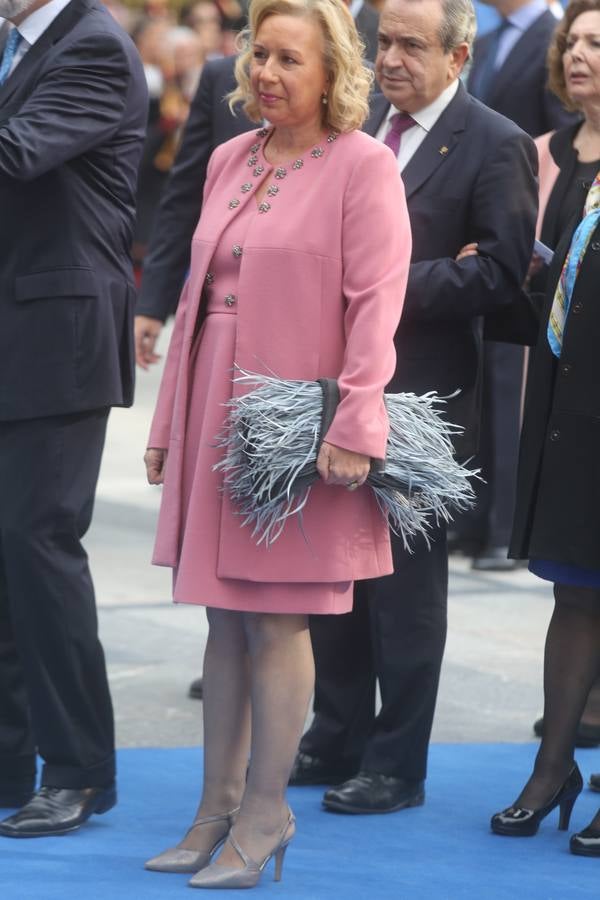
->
<box><xmin>87</xmin><ymin>330</ymin><xmax>553</xmax><ymax>750</ymax></box>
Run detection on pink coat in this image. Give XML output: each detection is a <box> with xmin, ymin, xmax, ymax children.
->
<box><xmin>149</xmin><ymin>128</ymin><xmax>411</xmax><ymax>584</ymax></box>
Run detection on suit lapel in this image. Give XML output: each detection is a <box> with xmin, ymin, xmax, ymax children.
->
<box><xmin>487</xmin><ymin>10</ymin><xmax>553</xmax><ymax>105</ymax></box>
<box><xmin>0</xmin><ymin>0</ymin><xmax>93</xmax><ymax>106</ymax></box>
<box><xmin>363</xmin><ymin>91</ymin><xmax>389</xmax><ymax>138</ymax></box>
<box><xmin>401</xmin><ymin>82</ymin><xmax>468</xmax><ymax>199</ymax></box>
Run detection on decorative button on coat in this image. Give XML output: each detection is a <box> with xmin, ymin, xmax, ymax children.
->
<box><xmin>232</xmin><ymin>245</ymin><xmax>243</xmax><ymax>258</ymax></box>
<box><xmin>224</xmin><ymin>294</ymin><xmax>236</xmax><ymax>307</ymax></box>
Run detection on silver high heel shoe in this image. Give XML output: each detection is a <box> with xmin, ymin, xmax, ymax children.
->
<box><xmin>144</xmin><ymin>807</ymin><xmax>239</xmax><ymax>874</ymax></box>
<box><xmin>188</xmin><ymin>808</ymin><xmax>295</xmax><ymax>889</ymax></box>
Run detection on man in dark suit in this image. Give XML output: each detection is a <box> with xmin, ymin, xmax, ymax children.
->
<box><xmin>458</xmin><ymin>0</ymin><xmax>575</xmax><ymax>570</ymax></box>
<box><xmin>353</xmin><ymin>0</ymin><xmax>380</xmax><ymax>62</ymax></box>
<box><xmin>469</xmin><ymin>0</ymin><xmax>569</xmax><ymax>135</ymax></box>
<box><xmin>0</xmin><ymin>0</ymin><xmax>147</xmax><ymax>836</ymax></box>
<box><xmin>135</xmin><ymin>55</ymin><xmax>254</xmax><ymax>368</ymax></box>
<box><xmin>290</xmin><ymin>0</ymin><xmax>538</xmax><ymax>813</ymax></box>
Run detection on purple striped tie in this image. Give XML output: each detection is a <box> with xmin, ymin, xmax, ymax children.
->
<box><xmin>383</xmin><ymin>112</ymin><xmax>415</xmax><ymax>157</ymax></box>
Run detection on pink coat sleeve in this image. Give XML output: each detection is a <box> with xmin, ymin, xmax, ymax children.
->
<box><xmin>324</xmin><ymin>144</ymin><xmax>411</xmax><ymax>459</ymax></box>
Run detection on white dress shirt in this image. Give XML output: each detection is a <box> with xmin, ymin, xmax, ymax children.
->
<box><xmin>375</xmin><ymin>79</ymin><xmax>459</xmax><ymax>173</ymax></box>
<box><xmin>1</xmin><ymin>0</ymin><xmax>72</xmax><ymax>75</ymax></box>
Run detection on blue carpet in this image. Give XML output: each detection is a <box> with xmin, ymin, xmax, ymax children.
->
<box><xmin>1</xmin><ymin>744</ymin><xmax>599</xmax><ymax>899</ymax></box>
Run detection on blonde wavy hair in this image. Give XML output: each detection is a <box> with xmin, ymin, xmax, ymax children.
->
<box><xmin>228</xmin><ymin>0</ymin><xmax>373</xmax><ymax>133</ymax></box>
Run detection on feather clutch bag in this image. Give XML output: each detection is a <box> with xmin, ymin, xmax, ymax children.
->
<box><xmin>214</xmin><ymin>370</ymin><xmax>477</xmax><ymax>547</ymax></box>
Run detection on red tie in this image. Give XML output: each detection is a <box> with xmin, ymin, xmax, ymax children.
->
<box><xmin>383</xmin><ymin>112</ymin><xmax>415</xmax><ymax>158</ymax></box>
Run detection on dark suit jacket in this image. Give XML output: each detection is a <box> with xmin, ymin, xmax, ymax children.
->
<box><xmin>0</xmin><ymin>0</ymin><xmax>147</xmax><ymax>421</ymax></box>
<box><xmin>355</xmin><ymin>1</ymin><xmax>379</xmax><ymax>64</ymax></box>
<box><xmin>467</xmin><ymin>9</ymin><xmax>575</xmax><ymax>137</ymax></box>
<box><xmin>137</xmin><ymin>55</ymin><xmax>254</xmax><ymax>322</ymax></box>
<box><xmin>365</xmin><ymin>83</ymin><xmax>538</xmax><ymax>456</ymax></box>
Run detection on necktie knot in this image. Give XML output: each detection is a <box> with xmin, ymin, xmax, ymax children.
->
<box><xmin>0</xmin><ymin>28</ymin><xmax>23</xmax><ymax>87</ymax></box>
<box><xmin>384</xmin><ymin>112</ymin><xmax>415</xmax><ymax>157</ymax></box>
<box><xmin>389</xmin><ymin>112</ymin><xmax>415</xmax><ymax>136</ymax></box>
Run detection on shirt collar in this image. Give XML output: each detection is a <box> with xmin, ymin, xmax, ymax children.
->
<box><xmin>349</xmin><ymin>0</ymin><xmax>364</xmax><ymax>19</ymax></box>
<box><xmin>10</xmin><ymin>0</ymin><xmax>72</xmax><ymax>47</ymax></box>
<box><xmin>385</xmin><ymin>79</ymin><xmax>459</xmax><ymax>133</ymax></box>
<box><xmin>506</xmin><ymin>0</ymin><xmax>547</xmax><ymax>33</ymax></box>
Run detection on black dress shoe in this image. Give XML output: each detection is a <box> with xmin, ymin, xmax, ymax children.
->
<box><xmin>471</xmin><ymin>546</ymin><xmax>523</xmax><ymax>572</ymax></box>
<box><xmin>570</xmin><ymin>823</ymin><xmax>600</xmax><ymax>856</ymax></box>
<box><xmin>533</xmin><ymin>716</ymin><xmax>600</xmax><ymax>748</ymax></box>
<box><xmin>288</xmin><ymin>752</ymin><xmax>356</xmax><ymax>787</ymax></box>
<box><xmin>0</xmin><ymin>784</ymin><xmax>117</xmax><ymax>837</ymax></box>
<box><xmin>188</xmin><ymin>676</ymin><xmax>203</xmax><ymax>700</ymax></box>
<box><xmin>490</xmin><ymin>764</ymin><xmax>583</xmax><ymax>837</ymax></box>
<box><xmin>322</xmin><ymin>770</ymin><xmax>425</xmax><ymax>814</ymax></box>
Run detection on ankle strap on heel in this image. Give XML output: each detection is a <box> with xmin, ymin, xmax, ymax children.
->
<box><xmin>187</xmin><ymin>806</ymin><xmax>240</xmax><ymax>835</ymax></box>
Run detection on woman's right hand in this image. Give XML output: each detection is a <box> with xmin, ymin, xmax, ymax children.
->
<box><xmin>144</xmin><ymin>447</ymin><xmax>168</xmax><ymax>484</ymax></box>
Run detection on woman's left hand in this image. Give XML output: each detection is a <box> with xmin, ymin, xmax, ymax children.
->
<box><xmin>316</xmin><ymin>441</ymin><xmax>370</xmax><ymax>491</ymax></box>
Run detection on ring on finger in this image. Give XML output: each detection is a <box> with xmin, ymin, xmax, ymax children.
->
<box><xmin>346</xmin><ymin>480</ymin><xmax>360</xmax><ymax>491</ymax></box>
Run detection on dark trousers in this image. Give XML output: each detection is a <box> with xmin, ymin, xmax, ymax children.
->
<box><xmin>455</xmin><ymin>342</ymin><xmax>524</xmax><ymax>548</ymax></box>
<box><xmin>300</xmin><ymin>524</ymin><xmax>448</xmax><ymax>782</ymax></box>
<box><xmin>0</xmin><ymin>409</ymin><xmax>115</xmax><ymax>790</ymax></box>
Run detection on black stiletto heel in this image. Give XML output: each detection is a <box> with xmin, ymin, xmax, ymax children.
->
<box><xmin>491</xmin><ymin>763</ymin><xmax>583</xmax><ymax>837</ymax></box>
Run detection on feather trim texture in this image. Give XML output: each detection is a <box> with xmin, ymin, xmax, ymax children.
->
<box><xmin>214</xmin><ymin>370</ymin><xmax>477</xmax><ymax>548</ymax></box>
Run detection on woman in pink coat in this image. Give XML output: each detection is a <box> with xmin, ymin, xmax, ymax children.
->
<box><xmin>143</xmin><ymin>0</ymin><xmax>411</xmax><ymax>888</ymax></box>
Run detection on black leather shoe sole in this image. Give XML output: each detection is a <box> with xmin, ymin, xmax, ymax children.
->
<box><xmin>0</xmin><ymin>785</ymin><xmax>117</xmax><ymax>838</ymax></box>
<box><xmin>490</xmin><ymin>819</ymin><xmax>539</xmax><ymax>837</ymax></box>
<box><xmin>570</xmin><ymin>832</ymin><xmax>600</xmax><ymax>857</ymax></box>
<box><xmin>323</xmin><ymin>789</ymin><xmax>425</xmax><ymax>815</ymax></box>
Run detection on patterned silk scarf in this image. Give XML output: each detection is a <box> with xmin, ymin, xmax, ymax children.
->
<box><xmin>548</xmin><ymin>170</ymin><xmax>600</xmax><ymax>357</ymax></box>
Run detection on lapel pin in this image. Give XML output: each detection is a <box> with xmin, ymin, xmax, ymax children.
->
<box><xmin>439</xmin><ymin>146</ymin><xmax>449</xmax><ymax>156</ymax></box>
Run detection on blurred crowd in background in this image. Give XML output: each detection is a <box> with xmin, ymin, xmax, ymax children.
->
<box><xmin>102</xmin><ymin>0</ymin><xmax>391</xmax><ymax>273</ymax></box>
<box><xmin>102</xmin><ymin>0</ymin><xmax>249</xmax><ymax>268</ymax></box>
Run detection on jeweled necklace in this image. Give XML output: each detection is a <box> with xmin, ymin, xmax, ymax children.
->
<box><xmin>227</xmin><ymin>127</ymin><xmax>338</xmax><ymax>214</ymax></box>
